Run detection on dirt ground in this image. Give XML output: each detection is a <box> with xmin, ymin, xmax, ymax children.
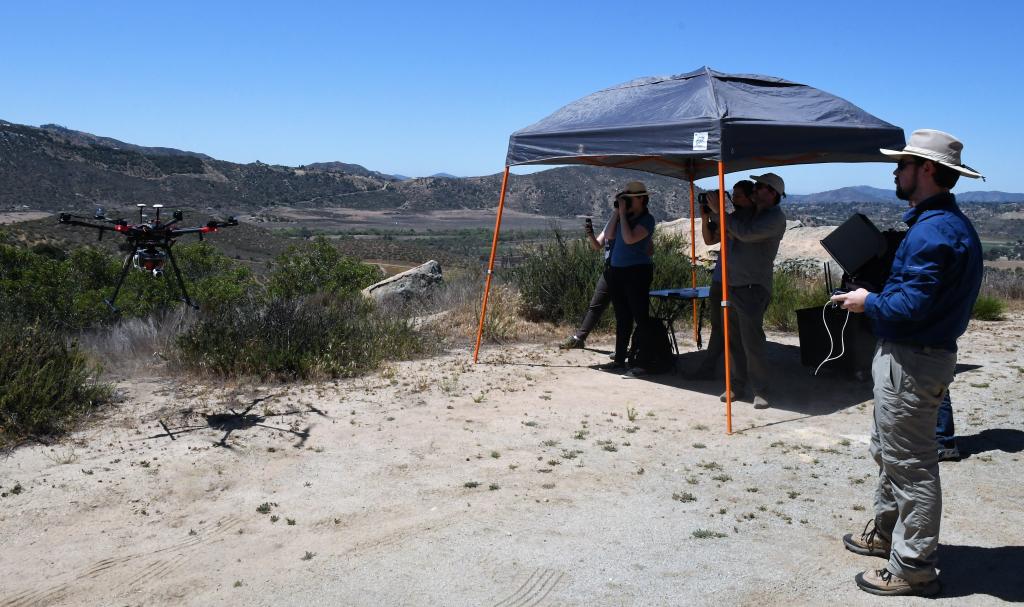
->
<box><xmin>2</xmin><ymin>315</ymin><xmax>1023</xmax><ymax>606</ymax></box>
<box><xmin>0</xmin><ymin>212</ymin><xmax>50</xmax><ymax>225</ymax></box>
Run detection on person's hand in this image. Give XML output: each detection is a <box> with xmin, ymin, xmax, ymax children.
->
<box><xmin>702</xmin><ymin>192</ymin><xmax>720</xmax><ymax>216</ymax></box>
<box><xmin>584</xmin><ymin>218</ymin><xmax>594</xmax><ymax>236</ymax></box>
<box><xmin>831</xmin><ymin>288</ymin><xmax>869</xmax><ymax>313</ymax></box>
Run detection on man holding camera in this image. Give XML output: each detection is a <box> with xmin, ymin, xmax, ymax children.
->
<box><xmin>693</xmin><ymin>180</ymin><xmax>755</xmax><ymax>378</ymax></box>
<box><xmin>705</xmin><ymin>173</ymin><xmax>787</xmax><ymax>408</ymax></box>
<box><xmin>833</xmin><ymin>130</ymin><xmax>983</xmax><ymax>597</ymax></box>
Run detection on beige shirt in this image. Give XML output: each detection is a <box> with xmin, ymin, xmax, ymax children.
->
<box><xmin>722</xmin><ymin>204</ymin><xmax>786</xmax><ymax>290</ymax></box>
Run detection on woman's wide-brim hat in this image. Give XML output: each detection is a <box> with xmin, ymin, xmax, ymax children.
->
<box><xmin>617</xmin><ymin>181</ymin><xmax>648</xmax><ymax>197</ymax></box>
<box><xmin>881</xmin><ymin>129</ymin><xmax>984</xmax><ymax>179</ymax></box>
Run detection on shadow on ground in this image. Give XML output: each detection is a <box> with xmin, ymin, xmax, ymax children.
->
<box><xmin>957</xmin><ymin>428</ymin><xmax>1024</xmax><ymax>459</ymax></box>
<box><xmin>145</xmin><ymin>396</ymin><xmax>326</xmax><ymax>448</ymax></box>
<box><xmin>483</xmin><ymin>339</ymin><xmax>991</xmax><ymax>423</ymax></box>
<box><xmin>938</xmin><ymin>543</ymin><xmax>1024</xmax><ymax>601</ymax></box>
<box><xmin>613</xmin><ymin>341</ymin><xmax>875</xmax><ymax>416</ymax></box>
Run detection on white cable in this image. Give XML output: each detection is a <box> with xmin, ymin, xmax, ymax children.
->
<box><xmin>814</xmin><ymin>300</ymin><xmax>850</xmax><ymax>376</ymax></box>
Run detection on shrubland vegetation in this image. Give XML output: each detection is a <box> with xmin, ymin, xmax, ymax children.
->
<box><xmin>0</xmin><ymin>321</ymin><xmax>111</xmax><ymax>444</ymax></box>
<box><xmin>512</xmin><ymin>231</ymin><xmax>710</xmax><ymax>330</ymax></box>
<box><xmin>1</xmin><ymin>224</ymin><xmax>1017</xmax><ymax>446</ymax></box>
<box><xmin>0</xmin><ymin>236</ymin><xmax>422</xmax><ymax>445</ymax></box>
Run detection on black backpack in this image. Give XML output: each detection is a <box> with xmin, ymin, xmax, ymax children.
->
<box><xmin>628</xmin><ymin>318</ymin><xmax>674</xmax><ymax>373</ymax></box>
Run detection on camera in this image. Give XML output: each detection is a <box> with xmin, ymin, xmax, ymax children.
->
<box><xmin>698</xmin><ymin>190</ymin><xmax>733</xmax><ymax>214</ymax></box>
<box><xmin>697</xmin><ymin>191</ymin><xmax>712</xmax><ymax>213</ymax></box>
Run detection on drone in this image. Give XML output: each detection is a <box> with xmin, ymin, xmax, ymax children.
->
<box><xmin>58</xmin><ymin>204</ymin><xmax>238</xmax><ymax>312</ymax></box>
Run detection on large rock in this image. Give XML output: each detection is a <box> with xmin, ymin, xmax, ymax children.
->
<box><xmin>362</xmin><ymin>260</ymin><xmax>444</xmax><ymax>307</ymax></box>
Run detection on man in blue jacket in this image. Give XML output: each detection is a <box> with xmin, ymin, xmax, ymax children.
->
<box><xmin>832</xmin><ymin>130</ymin><xmax>984</xmax><ymax>597</ymax></box>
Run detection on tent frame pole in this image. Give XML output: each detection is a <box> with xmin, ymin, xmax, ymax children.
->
<box><xmin>473</xmin><ymin>166</ymin><xmax>511</xmax><ymax>363</ymax></box>
<box><xmin>688</xmin><ymin>175</ymin><xmax>698</xmax><ymax>345</ymax></box>
<box><xmin>717</xmin><ymin>161</ymin><xmax>733</xmax><ymax>434</ymax></box>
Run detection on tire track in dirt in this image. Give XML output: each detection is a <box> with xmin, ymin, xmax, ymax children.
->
<box><xmin>491</xmin><ymin>568</ymin><xmax>564</xmax><ymax>607</ymax></box>
<box><xmin>1</xmin><ymin>515</ymin><xmax>242</xmax><ymax>607</ymax></box>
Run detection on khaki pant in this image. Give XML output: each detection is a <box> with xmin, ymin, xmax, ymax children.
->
<box><xmin>726</xmin><ymin>284</ymin><xmax>771</xmax><ymax>396</ymax></box>
<box><xmin>870</xmin><ymin>340</ymin><xmax>956</xmax><ymax>583</ymax></box>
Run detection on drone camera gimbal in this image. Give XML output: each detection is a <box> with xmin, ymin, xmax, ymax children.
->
<box><xmin>58</xmin><ymin>205</ymin><xmax>238</xmax><ymax>312</ymax></box>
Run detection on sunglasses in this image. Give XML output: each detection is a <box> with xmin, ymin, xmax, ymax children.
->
<box><xmin>754</xmin><ymin>182</ymin><xmax>776</xmax><ymax>193</ymax></box>
<box><xmin>896</xmin><ymin>158</ymin><xmax>922</xmax><ymax>172</ymax></box>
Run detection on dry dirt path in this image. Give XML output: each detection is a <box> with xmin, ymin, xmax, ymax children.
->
<box><xmin>2</xmin><ymin>317</ymin><xmax>1023</xmax><ymax>606</ymax></box>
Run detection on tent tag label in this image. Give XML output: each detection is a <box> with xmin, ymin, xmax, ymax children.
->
<box><xmin>693</xmin><ymin>132</ymin><xmax>708</xmax><ymax>151</ymax></box>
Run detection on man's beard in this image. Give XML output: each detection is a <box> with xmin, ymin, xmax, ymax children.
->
<box><xmin>895</xmin><ymin>175</ymin><xmax>916</xmax><ymax>201</ymax></box>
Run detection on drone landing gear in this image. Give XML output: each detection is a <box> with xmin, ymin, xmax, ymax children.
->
<box><xmin>105</xmin><ymin>245</ymin><xmax>199</xmax><ymax>313</ymax></box>
<box><xmin>104</xmin><ymin>248</ymin><xmax>135</xmax><ymax>313</ymax></box>
<box><xmin>165</xmin><ymin>247</ymin><xmax>199</xmax><ymax>310</ymax></box>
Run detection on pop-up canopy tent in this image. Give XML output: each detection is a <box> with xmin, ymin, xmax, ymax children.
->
<box><xmin>474</xmin><ymin>67</ymin><xmax>905</xmax><ymax>432</ymax></box>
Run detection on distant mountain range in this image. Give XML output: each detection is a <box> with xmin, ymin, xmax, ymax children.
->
<box><xmin>2</xmin><ymin>120</ymin><xmax>1021</xmax><ymax>220</ymax></box>
<box><xmin>788</xmin><ymin>185</ymin><xmax>1024</xmax><ymax>204</ymax></box>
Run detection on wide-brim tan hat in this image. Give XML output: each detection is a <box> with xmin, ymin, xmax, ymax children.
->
<box><xmin>618</xmin><ymin>181</ymin><xmax>648</xmax><ymax>197</ymax></box>
<box><xmin>749</xmin><ymin>173</ymin><xmax>785</xmax><ymax>197</ymax></box>
<box><xmin>880</xmin><ymin>129</ymin><xmax>984</xmax><ymax>179</ymax></box>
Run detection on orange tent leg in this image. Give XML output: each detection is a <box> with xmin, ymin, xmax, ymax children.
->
<box><xmin>473</xmin><ymin>167</ymin><xmax>511</xmax><ymax>363</ymax></box>
<box><xmin>688</xmin><ymin>176</ymin><xmax>698</xmax><ymax>345</ymax></box>
<box><xmin>717</xmin><ymin>161</ymin><xmax>733</xmax><ymax>434</ymax></box>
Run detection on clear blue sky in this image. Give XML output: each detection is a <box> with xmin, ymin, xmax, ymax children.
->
<box><xmin>2</xmin><ymin>0</ymin><xmax>1020</xmax><ymax>194</ymax></box>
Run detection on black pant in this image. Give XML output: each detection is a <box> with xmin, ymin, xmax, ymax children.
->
<box><xmin>607</xmin><ymin>264</ymin><xmax>654</xmax><ymax>363</ymax></box>
<box><xmin>575</xmin><ymin>271</ymin><xmax>611</xmax><ymax>340</ymax></box>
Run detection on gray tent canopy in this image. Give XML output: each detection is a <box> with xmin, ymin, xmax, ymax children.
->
<box><xmin>506</xmin><ymin>66</ymin><xmax>905</xmax><ymax>179</ymax></box>
<box><xmin>476</xmin><ymin>67</ymin><xmax>906</xmax><ymax>433</ymax></box>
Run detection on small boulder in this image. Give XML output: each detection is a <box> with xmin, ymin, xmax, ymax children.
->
<box><xmin>362</xmin><ymin>260</ymin><xmax>444</xmax><ymax>308</ymax></box>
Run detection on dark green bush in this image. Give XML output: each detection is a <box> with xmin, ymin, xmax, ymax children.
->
<box><xmin>267</xmin><ymin>237</ymin><xmax>383</xmax><ymax>299</ymax></box>
<box><xmin>766</xmin><ymin>269</ymin><xmax>828</xmax><ymax>332</ymax></box>
<box><xmin>0</xmin><ymin>321</ymin><xmax>111</xmax><ymax>443</ymax></box>
<box><xmin>0</xmin><ymin>241</ymin><xmax>255</xmax><ymax>330</ymax></box>
<box><xmin>652</xmin><ymin>233</ymin><xmax>704</xmax><ymax>291</ymax></box>
<box><xmin>175</xmin><ymin>293</ymin><xmax>426</xmax><ymax>381</ymax></box>
<box><xmin>512</xmin><ymin>230</ymin><xmax>706</xmax><ymax>327</ymax></box>
<box><xmin>972</xmin><ymin>295</ymin><xmax>1006</xmax><ymax>321</ymax></box>
<box><xmin>512</xmin><ymin>230</ymin><xmax>603</xmax><ymax>325</ymax></box>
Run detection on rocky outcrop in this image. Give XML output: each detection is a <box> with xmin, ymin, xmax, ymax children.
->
<box><xmin>361</xmin><ymin>260</ymin><xmax>444</xmax><ymax>307</ymax></box>
<box><xmin>659</xmin><ymin>216</ymin><xmax>836</xmax><ymax>271</ymax></box>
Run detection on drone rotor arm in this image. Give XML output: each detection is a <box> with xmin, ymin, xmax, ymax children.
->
<box><xmin>58</xmin><ymin>216</ymin><xmax>121</xmax><ymax>232</ymax></box>
<box><xmin>167</xmin><ymin>227</ymin><xmax>205</xmax><ymax>237</ymax></box>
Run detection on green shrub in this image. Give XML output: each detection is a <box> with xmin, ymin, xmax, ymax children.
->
<box><xmin>972</xmin><ymin>295</ymin><xmax>1006</xmax><ymax>321</ymax></box>
<box><xmin>766</xmin><ymin>269</ymin><xmax>827</xmax><ymax>332</ymax></box>
<box><xmin>0</xmin><ymin>241</ymin><xmax>255</xmax><ymax>330</ymax></box>
<box><xmin>512</xmin><ymin>230</ymin><xmax>603</xmax><ymax>325</ymax></box>
<box><xmin>652</xmin><ymin>233</ymin><xmax>704</xmax><ymax>291</ymax></box>
<box><xmin>175</xmin><ymin>293</ymin><xmax>426</xmax><ymax>381</ymax></box>
<box><xmin>0</xmin><ymin>321</ymin><xmax>111</xmax><ymax>443</ymax></box>
<box><xmin>267</xmin><ymin>237</ymin><xmax>383</xmax><ymax>300</ymax></box>
<box><xmin>173</xmin><ymin>242</ymin><xmax>256</xmax><ymax>313</ymax></box>
<box><xmin>512</xmin><ymin>230</ymin><xmax>709</xmax><ymax>328</ymax></box>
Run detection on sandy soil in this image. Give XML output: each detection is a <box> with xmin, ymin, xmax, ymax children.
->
<box><xmin>2</xmin><ymin>316</ymin><xmax>1023</xmax><ymax>606</ymax></box>
<box><xmin>0</xmin><ymin>212</ymin><xmax>51</xmax><ymax>225</ymax></box>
